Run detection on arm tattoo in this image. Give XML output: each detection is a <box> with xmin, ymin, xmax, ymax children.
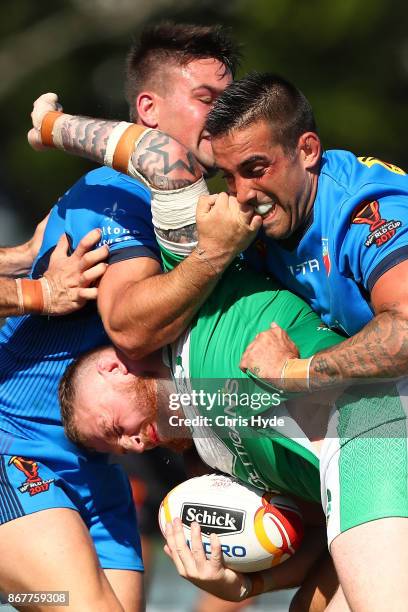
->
<box><xmin>155</xmin><ymin>225</ymin><xmax>198</xmax><ymax>244</ymax></box>
<box><xmin>310</xmin><ymin>306</ymin><xmax>408</xmax><ymax>389</ymax></box>
<box><xmin>132</xmin><ymin>131</ymin><xmax>201</xmax><ymax>190</ymax></box>
<box><xmin>60</xmin><ymin>116</ymin><xmax>121</xmax><ymax>163</ymax></box>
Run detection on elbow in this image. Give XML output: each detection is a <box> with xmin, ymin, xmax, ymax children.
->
<box><xmin>105</xmin><ymin>326</ymin><xmax>154</xmax><ymax>361</ymax></box>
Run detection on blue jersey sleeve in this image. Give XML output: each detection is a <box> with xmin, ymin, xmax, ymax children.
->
<box><xmin>342</xmin><ymin>193</ymin><xmax>408</xmax><ymax>291</ymax></box>
<box><xmin>33</xmin><ymin>167</ymin><xmax>160</xmax><ymax>278</ymax></box>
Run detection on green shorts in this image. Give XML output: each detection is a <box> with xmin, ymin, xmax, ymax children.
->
<box><xmin>320</xmin><ymin>379</ymin><xmax>408</xmax><ymax>546</ymax></box>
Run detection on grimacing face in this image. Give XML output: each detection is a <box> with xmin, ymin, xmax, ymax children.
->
<box><xmin>154</xmin><ymin>58</ymin><xmax>233</xmax><ymax>171</ymax></box>
<box><xmin>72</xmin><ymin>374</ymin><xmax>190</xmax><ymax>455</ymax></box>
<box><xmin>73</xmin><ymin>376</ymin><xmax>160</xmax><ymax>455</ymax></box>
<box><xmin>212</xmin><ymin>120</ymin><xmax>320</xmax><ymax>239</ymax></box>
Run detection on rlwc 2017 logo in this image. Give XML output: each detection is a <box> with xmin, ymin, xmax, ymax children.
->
<box><xmin>9</xmin><ymin>456</ymin><xmax>54</xmax><ymax>496</ymax></box>
<box><xmin>351</xmin><ymin>200</ymin><xmax>402</xmax><ymax>248</ymax></box>
<box><xmin>181</xmin><ymin>503</ymin><xmax>245</xmax><ymax>536</ymax></box>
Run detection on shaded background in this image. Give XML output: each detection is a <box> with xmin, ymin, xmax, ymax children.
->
<box><xmin>0</xmin><ymin>1</ymin><xmax>407</xmax><ymax>609</ymax></box>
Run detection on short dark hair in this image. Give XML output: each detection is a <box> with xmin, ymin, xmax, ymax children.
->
<box><xmin>125</xmin><ymin>21</ymin><xmax>241</xmax><ymax>121</ymax></box>
<box><xmin>206</xmin><ymin>72</ymin><xmax>317</xmax><ymax>153</ymax></box>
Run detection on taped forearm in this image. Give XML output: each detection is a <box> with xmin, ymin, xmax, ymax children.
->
<box><xmin>41</xmin><ymin>110</ymin><xmax>208</xmax><ymax>260</ymax></box>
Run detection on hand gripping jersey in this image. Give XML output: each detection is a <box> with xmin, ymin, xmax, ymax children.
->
<box><xmin>161</xmin><ymin>247</ymin><xmax>342</xmax><ymax>503</ymax></box>
<box><xmin>0</xmin><ymin>167</ymin><xmax>158</xmax><ymax>568</ymax></box>
<box><xmin>255</xmin><ymin>150</ymin><xmax>408</xmax><ymax>335</ymax></box>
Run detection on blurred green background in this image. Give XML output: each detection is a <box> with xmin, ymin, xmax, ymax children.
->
<box><xmin>1</xmin><ymin>0</ymin><xmax>407</xmax><ymax>244</ymax></box>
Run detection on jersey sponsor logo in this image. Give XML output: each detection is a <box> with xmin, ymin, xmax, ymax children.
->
<box><xmin>103</xmin><ymin>201</ymin><xmax>126</xmax><ymax>221</ymax></box>
<box><xmin>322</xmin><ymin>238</ymin><xmax>331</xmax><ymax>275</ymax></box>
<box><xmin>357</xmin><ymin>156</ymin><xmax>406</xmax><ymax>176</ymax></box>
<box><xmin>351</xmin><ymin>200</ymin><xmax>402</xmax><ymax>248</ymax></box>
<box><xmin>181</xmin><ymin>503</ymin><xmax>245</xmax><ymax>536</ymax></box>
<box><xmin>288</xmin><ymin>259</ymin><xmax>320</xmax><ymax>276</ymax></box>
<box><xmin>9</xmin><ymin>456</ymin><xmax>54</xmax><ymax>496</ymax></box>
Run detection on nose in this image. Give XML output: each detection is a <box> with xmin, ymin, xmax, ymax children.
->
<box><xmin>121</xmin><ymin>434</ymin><xmax>145</xmax><ymax>453</ymax></box>
<box><xmin>235</xmin><ymin>177</ymin><xmax>258</xmax><ymax>206</ymax></box>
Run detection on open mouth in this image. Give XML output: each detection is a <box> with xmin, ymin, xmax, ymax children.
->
<box><xmin>147</xmin><ymin>423</ymin><xmax>160</xmax><ymax>445</ymax></box>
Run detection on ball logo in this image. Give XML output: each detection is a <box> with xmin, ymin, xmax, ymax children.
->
<box><xmin>181</xmin><ymin>503</ymin><xmax>245</xmax><ymax>536</ymax></box>
<box><xmin>254</xmin><ymin>493</ymin><xmax>303</xmax><ymax>565</ymax></box>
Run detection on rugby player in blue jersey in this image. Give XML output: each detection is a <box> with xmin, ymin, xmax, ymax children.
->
<box><xmin>205</xmin><ymin>73</ymin><xmax>408</xmax><ymax>612</ymax></box>
<box><xmin>31</xmin><ymin>70</ymin><xmax>408</xmax><ymax>610</ymax></box>
<box><xmin>0</xmin><ymin>23</ymin><xmax>240</xmax><ymax>611</ymax></box>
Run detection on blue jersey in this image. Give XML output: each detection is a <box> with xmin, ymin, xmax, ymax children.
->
<box><xmin>256</xmin><ymin>150</ymin><xmax>408</xmax><ymax>335</ymax></box>
<box><xmin>0</xmin><ymin>166</ymin><xmax>159</xmax><ymax>443</ymax></box>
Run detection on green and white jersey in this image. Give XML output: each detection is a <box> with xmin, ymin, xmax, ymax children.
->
<box><xmin>162</xmin><ymin>245</ymin><xmax>408</xmax><ymax>537</ymax></box>
<box><xmin>162</xmin><ymin>247</ymin><xmax>343</xmax><ymax>503</ymax></box>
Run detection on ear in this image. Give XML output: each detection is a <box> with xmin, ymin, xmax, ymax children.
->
<box><xmin>136</xmin><ymin>91</ymin><xmax>160</xmax><ymax>128</ymax></box>
<box><xmin>298</xmin><ymin>132</ymin><xmax>321</xmax><ymax>170</ymax></box>
<box><xmin>96</xmin><ymin>353</ymin><xmax>128</xmax><ymax>378</ymax></box>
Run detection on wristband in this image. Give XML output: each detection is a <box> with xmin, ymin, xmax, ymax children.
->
<box><xmin>280</xmin><ymin>356</ymin><xmax>313</xmax><ymax>392</ymax></box>
<box><xmin>40</xmin><ymin>277</ymin><xmax>52</xmax><ymax>316</ymax></box>
<box><xmin>105</xmin><ymin>123</ymin><xmax>151</xmax><ymax>174</ymax></box>
<box><xmin>239</xmin><ymin>572</ymin><xmax>265</xmax><ymax>600</ymax></box>
<box><xmin>15</xmin><ymin>279</ymin><xmax>24</xmax><ymax>315</ymax></box>
<box><xmin>19</xmin><ymin>279</ymin><xmax>44</xmax><ymax>314</ymax></box>
<box><xmin>40</xmin><ymin>111</ymin><xmax>64</xmax><ymax>147</ymax></box>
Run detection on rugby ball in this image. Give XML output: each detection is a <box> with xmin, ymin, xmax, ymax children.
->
<box><xmin>158</xmin><ymin>474</ymin><xmax>303</xmax><ymax>572</ymax></box>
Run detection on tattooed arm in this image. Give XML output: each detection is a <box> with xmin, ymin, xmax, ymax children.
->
<box><xmin>309</xmin><ymin>259</ymin><xmax>408</xmax><ymax>387</ymax></box>
<box><xmin>240</xmin><ymin>260</ymin><xmax>408</xmax><ymax>390</ymax></box>
<box><xmin>28</xmin><ymin>94</ymin><xmax>260</xmax><ymax>357</ymax></box>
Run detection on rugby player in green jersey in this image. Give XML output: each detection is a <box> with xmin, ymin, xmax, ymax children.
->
<box><xmin>59</xmin><ymin>246</ymin><xmax>343</xmax><ymax>609</ymax></box>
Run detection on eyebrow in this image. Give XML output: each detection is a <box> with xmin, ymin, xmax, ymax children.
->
<box><xmin>238</xmin><ymin>155</ymin><xmax>269</xmax><ymax>170</ymax></box>
<box><xmin>192</xmin><ymin>85</ymin><xmax>225</xmax><ymax>95</ymax></box>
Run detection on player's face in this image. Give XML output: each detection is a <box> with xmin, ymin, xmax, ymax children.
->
<box><xmin>156</xmin><ymin>58</ymin><xmax>232</xmax><ymax>173</ymax></box>
<box><xmin>75</xmin><ymin>374</ymin><xmax>189</xmax><ymax>455</ymax></box>
<box><xmin>212</xmin><ymin>120</ymin><xmax>318</xmax><ymax>240</ymax></box>
<box><xmin>76</xmin><ymin>378</ymin><xmax>161</xmax><ymax>454</ymax></box>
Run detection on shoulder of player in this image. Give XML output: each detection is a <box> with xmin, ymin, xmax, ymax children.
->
<box><xmin>83</xmin><ymin>166</ymin><xmax>151</xmax><ymax>198</ymax></box>
<box><xmin>321</xmin><ymin>149</ymin><xmax>406</xmax><ymax>194</ymax></box>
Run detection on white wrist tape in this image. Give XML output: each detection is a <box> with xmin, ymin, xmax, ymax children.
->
<box><xmin>104</xmin><ymin>122</ymin><xmax>135</xmax><ymax>168</ymax></box>
<box><xmin>149</xmin><ymin>177</ymin><xmax>209</xmax><ymax>230</ymax></box>
<box><xmin>155</xmin><ymin>234</ymin><xmax>197</xmax><ymax>256</ymax></box>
